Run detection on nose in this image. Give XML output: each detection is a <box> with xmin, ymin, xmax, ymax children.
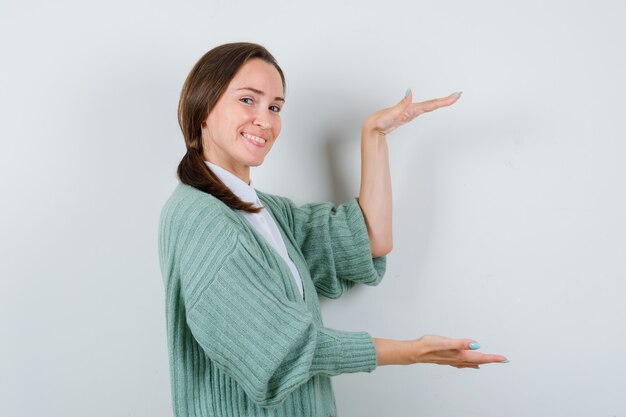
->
<box><xmin>253</xmin><ymin>109</ymin><xmax>272</xmax><ymax>130</ymax></box>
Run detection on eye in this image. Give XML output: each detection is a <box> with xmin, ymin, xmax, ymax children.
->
<box><xmin>269</xmin><ymin>105</ymin><xmax>281</xmax><ymax>113</ymax></box>
<box><xmin>240</xmin><ymin>97</ymin><xmax>254</xmax><ymax>105</ymax></box>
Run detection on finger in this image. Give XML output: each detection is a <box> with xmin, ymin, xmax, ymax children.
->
<box><xmin>448</xmin><ymin>338</ymin><xmax>479</xmax><ymax>351</ymax></box>
<box><xmin>415</xmin><ymin>96</ymin><xmax>457</xmax><ymax>113</ymax></box>
<box><xmin>414</xmin><ymin>92</ymin><xmax>462</xmax><ymax>114</ymax></box>
<box><xmin>390</xmin><ymin>88</ymin><xmax>413</xmax><ymax>110</ymax></box>
<box><xmin>404</xmin><ymin>87</ymin><xmax>413</xmax><ymax>103</ymax></box>
<box><xmin>421</xmin><ymin>336</ymin><xmax>476</xmax><ymax>352</ymax></box>
<box><xmin>467</xmin><ymin>340</ymin><xmax>481</xmax><ymax>350</ymax></box>
<box><xmin>450</xmin><ymin>338</ymin><xmax>481</xmax><ymax>351</ymax></box>
<box><xmin>452</xmin><ymin>364</ymin><xmax>480</xmax><ymax>369</ymax></box>
<box><xmin>396</xmin><ymin>89</ymin><xmax>415</xmax><ymax>112</ymax></box>
<box><xmin>383</xmin><ymin>90</ymin><xmax>419</xmax><ymax>128</ymax></box>
<box><xmin>461</xmin><ymin>351</ymin><xmax>509</xmax><ymax>364</ymax></box>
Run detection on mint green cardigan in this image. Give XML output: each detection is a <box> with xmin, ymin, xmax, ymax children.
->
<box><xmin>158</xmin><ymin>183</ymin><xmax>387</xmax><ymax>417</ymax></box>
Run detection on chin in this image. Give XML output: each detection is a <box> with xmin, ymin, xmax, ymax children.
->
<box><xmin>247</xmin><ymin>158</ymin><xmax>266</xmax><ymax>167</ymax></box>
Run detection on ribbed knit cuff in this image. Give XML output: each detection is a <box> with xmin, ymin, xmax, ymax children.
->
<box><xmin>310</xmin><ymin>328</ymin><xmax>378</xmax><ymax>375</ymax></box>
<box><xmin>331</xmin><ymin>198</ymin><xmax>386</xmax><ymax>284</ymax></box>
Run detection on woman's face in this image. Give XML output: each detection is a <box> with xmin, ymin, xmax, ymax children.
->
<box><xmin>201</xmin><ymin>58</ymin><xmax>284</xmax><ymax>183</ymax></box>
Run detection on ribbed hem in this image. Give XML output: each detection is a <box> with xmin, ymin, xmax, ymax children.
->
<box><xmin>310</xmin><ymin>328</ymin><xmax>378</xmax><ymax>374</ymax></box>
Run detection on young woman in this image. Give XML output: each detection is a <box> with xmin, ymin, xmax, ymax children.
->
<box><xmin>158</xmin><ymin>42</ymin><xmax>507</xmax><ymax>417</ymax></box>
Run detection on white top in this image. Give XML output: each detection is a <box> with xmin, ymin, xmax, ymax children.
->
<box><xmin>205</xmin><ymin>161</ymin><xmax>305</xmax><ymax>298</ymax></box>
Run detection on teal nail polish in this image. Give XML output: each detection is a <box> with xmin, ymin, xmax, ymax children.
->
<box><xmin>500</xmin><ymin>359</ymin><xmax>510</xmax><ymax>363</ymax></box>
<box><xmin>469</xmin><ymin>342</ymin><xmax>480</xmax><ymax>350</ymax></box>
<box><xmin>451</xmin><ymin>91</ymin><xmax>463</xmax><ymax>97</ymax></box>
<box><xmin>405</xmin><ymin>88</ymin><xmax>411</xmax><ymax>97</ymax></box>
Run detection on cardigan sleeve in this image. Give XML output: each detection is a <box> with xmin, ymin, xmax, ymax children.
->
<box><xmin>180</xmin><ymin>230</ymin><xmax>378</xmax><ymax>409</ymax></box>
<box><xmin>266</xmin><ymin>195</ymin><xmax>387</xmax><ymax>299</ymax></box>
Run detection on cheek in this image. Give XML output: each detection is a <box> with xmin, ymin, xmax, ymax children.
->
<box><xmin>273</xmin><ymin>119</ymin><xmax>282</xmax><ymax>137</ymax></box>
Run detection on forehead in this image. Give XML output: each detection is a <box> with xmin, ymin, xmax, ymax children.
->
<box><xmin>228</xmin><ymin>59</ymin><xmax>284</xmax><ymax>95</ymax></box>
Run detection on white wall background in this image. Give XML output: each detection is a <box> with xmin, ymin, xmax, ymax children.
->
<box><xmin>2</xmin><ymin>0</ymin><xmax>625</xmax><ymax>416</ymax></box>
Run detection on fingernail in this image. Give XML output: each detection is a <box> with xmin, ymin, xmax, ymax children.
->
<box><xmin>469</xmin><ymin>342</ymin><xmax>480</xmax><ymax>350</ymax></box>
<box><xmin>500</xmin><ymin>359</ymin><xmax>510</xmax><ymax>363</ymax></box>
<box><xmin>405</xmin><ymin>88</ymin><xmax>411</xmax><ymax>97</ymax></box>
<box><xmin>450</xmin><ymin>91</ymin><xmax>463</xmax><ymax>97</ymax></box>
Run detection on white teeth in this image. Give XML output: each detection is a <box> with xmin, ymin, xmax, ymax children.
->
<box><xmin>242</xmin><ymin>133</ymin><xmax>266</xmax><ymax>144</ymax></box>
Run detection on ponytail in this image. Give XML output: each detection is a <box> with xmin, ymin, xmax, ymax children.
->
<box><xmin>177</xmin><ymin>148</ymin><xmax>262</xmax><ymax>213</ymax></box>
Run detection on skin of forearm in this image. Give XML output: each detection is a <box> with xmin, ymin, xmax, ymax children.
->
<box><xmin>372</xmin><ymin>338</ymin><xmax>416</xmax><ymax>365</ymax></box>
<box><xmin>359</xmin><ymin>127</ymin><xmax>393</xmax><ymax>258</ymax></box>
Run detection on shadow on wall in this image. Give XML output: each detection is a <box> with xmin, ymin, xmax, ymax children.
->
<box><xmin>324</xmin><ymin>134</ymin><xmax>355</xmax><ymax>205</ymax></box>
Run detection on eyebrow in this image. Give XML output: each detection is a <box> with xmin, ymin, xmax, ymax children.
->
<box><xmin>236</xmin><ymin>87</ymin><xmax>285</xmax><ymax>103</ymax></box>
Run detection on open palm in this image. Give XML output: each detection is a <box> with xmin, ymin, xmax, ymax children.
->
<box><xmin>364</xmin><ymin>90</ymin><xmax>462</xmax><ymax>135</ymax></box>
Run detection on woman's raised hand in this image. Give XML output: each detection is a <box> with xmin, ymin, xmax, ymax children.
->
<box><xmin>363</xmin><ymin>90</ymin><xmax>462</xmax><ymax>136</ymax></box>
<box><xmin>357</xmin><ymin>89</ymin><xmax>463</xmax><ymax>257</ymax></box>
<box><xmin>372</xmin><ymin>335</ymin><xmax>508</xmax><ymax>369</ymax></box>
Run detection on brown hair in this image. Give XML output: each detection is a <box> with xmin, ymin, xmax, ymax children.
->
<box><xmin>176</xmin><ymin>42</ymin><xmax>286</xmax><ymax>213</ymax></box>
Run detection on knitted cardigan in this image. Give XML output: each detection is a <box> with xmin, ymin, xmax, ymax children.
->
<box><xmin>158</xmin><ymin>183</ymin><xmax>387</xmax><ymax>417</ymax></box>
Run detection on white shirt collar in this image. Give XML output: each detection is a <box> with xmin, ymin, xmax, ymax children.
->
<box><xmin>205</xmin><ymin>161</ymin><xmax>262</xmax><ymax>208</ymax></box>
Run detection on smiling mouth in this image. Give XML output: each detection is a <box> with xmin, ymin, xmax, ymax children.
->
<box><xmin>241</xmin><ymin>132</ymin><xmax>267</xmax><ymax>146</ymax></box>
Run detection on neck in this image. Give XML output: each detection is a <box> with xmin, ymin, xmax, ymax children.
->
<box><xmin>206</xmin><ymin>158</ymin><xmax>250</xmax><ymax>185</ymax></box>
